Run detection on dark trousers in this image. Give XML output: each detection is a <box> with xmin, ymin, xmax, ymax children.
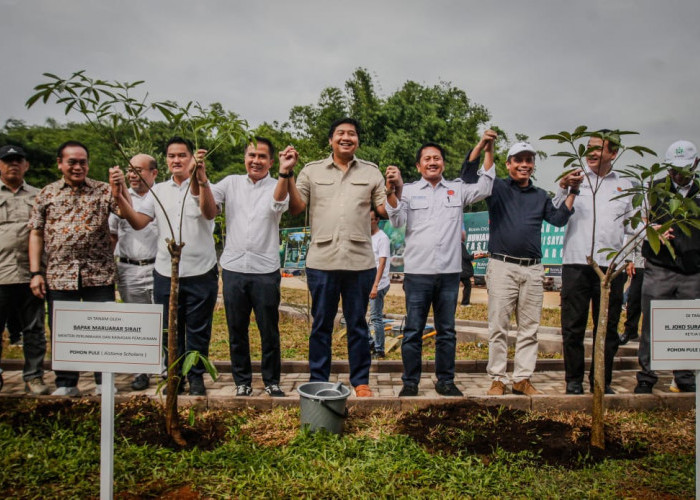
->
<box><xmin>306</xmin><ymin>268</ymin><xmax>374</xmax><ymax>387</ymax></box>
<box><xmin>637</xmin><ymin>262</ymin><xmax>700</xmax><ymax>387</ymax></box>
<box><xmin>47</xmin><ymin>285</ymin><xmax>115</xmax><ymax>388</ymax></box>
<box><xmin>460</xmin><ymin>276</ymin><xmax>472</xmax><ymax>305</ymax></box>
<box><xmin>402</xmin><ymin>273</ymin><xmax>460</xmax><ymax>386</ymax></box>
<box><xmin>222</xmin><ymin>269</ymin><xmax>281</xmax><ymax>386</ymax></box>
<box><xmin>0</xmin><ymin>283</ymin><xmax>46</xmax><ymax>381</ymax></box>
<box><xmin>561</xmin><ymin>264</ymin><xmax>625</xmax><ymax>387</ymax></box>
<box><xmin>153</xmin><ymin>266</ymin><xmax>218</xmax><ymax>381</ymax></box>
<box><xmin>623</xmin><ymin>268</ymin><xmax>644</xmax><ymax>337</ymax></box>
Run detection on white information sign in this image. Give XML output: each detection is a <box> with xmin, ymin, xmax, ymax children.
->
<box><xmin>650</xmin><ymin>299</ymin><xmax>700</xmax><ymax>371</ymax></box>
<box><xmin>51</xmin><ymin>301</ymin><xmax>163</xmax><ymax>374</ymax></box>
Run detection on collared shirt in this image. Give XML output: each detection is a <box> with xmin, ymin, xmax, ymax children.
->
<box><xmin>28</xmin><ymin>178</ymin><xmax>117</xmax><ymax>290</ymax></box>
<box><xmin>486</xmin><ymin>177</ymin><xmax>573</xmax><ymax>259</ymax></box>
<box><xmin>211</xmin><ymin>173</ymin><xmax>288</xmax><ymax>274</ymax></box>
<box><xmin>138</xmin><ymin>176</ymin><xmax>217</xmax><ymax>278</ymax></box>
<box><xmin>553</xmin><ymin>168</ymin><xmax>634</xmax><ymax>266</ymax></box>
<box><xmin>108</xmin><ymin>188</ymin><xmax>158</xmax><ymax>261</ymax></box>
<box><xmin>296</xmin><ymin>155</ymin><xmax>386</xmax><ymax>270</ymax></box>
<box><xmin>386</xmin><ymin>171</ymin><xmax>494</xmax><ymax>274</ymax></box>
<box><xmin>372</xmin><ymin>229</ymin><xmax>391</xmax><ymax>290</ymax></box>
<box><xmin>0</xmin><ymin>180</ymin><xmax>38</xmax><ymax>284</ymax></box>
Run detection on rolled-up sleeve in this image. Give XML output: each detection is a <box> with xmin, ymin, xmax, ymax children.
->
<box><xmin>462</xmin><ymin>167</ymin><xmax>495</xmax><ymax>206</ymax></box>
<box><xmin>386</xmin><ymin>198</ymin><xmax>407</xmax><ymax>228</ymax></box>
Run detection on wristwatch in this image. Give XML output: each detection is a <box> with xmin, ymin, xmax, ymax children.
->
<box><xmin>569</xmin><ymin>187</ymin><xmax>580</xmax><ymax>195</ymax></box>
<box><xmin>279</xmin><ymin>171</ymin><xmax>294</xmax><ymax>178</ymax></box>
<box><xmin>30</xmin><ymin>271</ymin><xmax>44</xmax><ymax>278</ymax></box>
<box><xmin>385</xmin><ymin>187</ymin><xmax>395</xmax><ymax>196</ymax></box>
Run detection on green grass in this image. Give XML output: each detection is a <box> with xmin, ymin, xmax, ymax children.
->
<box><xmin>0</xmin><ymin>401</ymin><xmax>693</xmax><ymax>498</ymax></box>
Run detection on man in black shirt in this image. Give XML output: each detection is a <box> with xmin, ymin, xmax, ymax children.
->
<box><xmin>635</xmin><ymin>140</ymin><xmax>700</xmax><ymax>394</ymax></box>
<box><xmin>461</xmin><ymin>131</ymin><xmax>579</xmax><ymax>395</ymax></box>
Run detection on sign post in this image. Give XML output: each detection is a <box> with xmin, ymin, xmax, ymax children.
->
<box><xmin>51</xmin><ymin>301</ymin><xmax>163</xmax><ymax>500</ymax></box>
<box><xmin>649</xmin><ymin>299</ymin><xmax>700</xmax><ymax>499</ymax></box>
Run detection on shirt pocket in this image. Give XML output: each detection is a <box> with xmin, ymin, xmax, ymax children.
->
<box><xmin>443</xmin><ymin>195</ymin><xmax>463</xmax><ymax>219</ymax></box>
<box><xmin>408</xmin><ymin>196</ymin><xmax>429</xmax><ymax>224</ymax></box>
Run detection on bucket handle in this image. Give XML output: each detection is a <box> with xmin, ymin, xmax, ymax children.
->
<box><xmin>318</xmin><ymin>399</ymin><xmax>348</xmax><ymax>419</ymax></box>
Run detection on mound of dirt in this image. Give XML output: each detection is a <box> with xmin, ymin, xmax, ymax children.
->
<box><xmin>396</xmin><ymin>401</ymin><xmax>648</xmax><ymax>468</ymax></box>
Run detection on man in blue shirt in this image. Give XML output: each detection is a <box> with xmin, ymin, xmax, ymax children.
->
<box><xmin>461</xmin><ymin>131</ymin><xmax>579</xmax><ymax>395</ymax></box>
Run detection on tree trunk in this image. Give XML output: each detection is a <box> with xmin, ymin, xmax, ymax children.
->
<box><xmin>591</xmin><ymin>274</ymin><xmax>612</xmax><ymax>449</ymax></box>
<box><xmin>165</xmin><ymin>240</ymin><xmax>186</xmax><ymax>447</ymax></box>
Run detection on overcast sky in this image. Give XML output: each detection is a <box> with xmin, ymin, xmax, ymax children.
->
<box><xmin>2</xmin><ymin>0</ymin><xmax>699</xmax><ymax>190</ymax></box>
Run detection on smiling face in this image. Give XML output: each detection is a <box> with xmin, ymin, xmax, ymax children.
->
<box><xmin>127</xmin><ymin>154</ymin><xmax>158</xmax><ymax>195</ymax></box>
<box><xmin>0</xmin><ymin>154</ymin><xmax>29</xmax><ymax>189</ymax></box>
<box><xmin>506</xmin><ymin>152</ymin><xmax>535</xmax><ymax>187</ymax></box>
<box><xmin>57</xmin><ymin>145</ymin><xmax>89</xmax><ymax>187</ymax></box>
<box><xmin>416</xmin><ymin>146</ymin><xmax>445</xmax><ymax>185</ymax></box>
<box><xmin>586</xmin><ymin>137</ymin><xmax>617</xmax><ymax>175</ymax></box>
<box><xmin>166</xmin><ymin>143</ymin><xmax>193</xmax><ymax>183</ymax></box>
<box><xmin>244</xmin><ymin>142</ymin><xmax>273</xmax><ymax>183</ymax></box>
<box><xmin>329</xmin><ymin>122</ymin><xmax>359</xmax><ymax>162</ymax></box>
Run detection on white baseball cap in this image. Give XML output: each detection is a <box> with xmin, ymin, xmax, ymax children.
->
<box><xmin>664</xmin><ymin>140</ymin><xmax>698</xmax><ymax>168</ymax></box>
<box><xmin>507</xmin><ymin>142</ymin><xmax>536</xmax><ymax>160</ymax></box>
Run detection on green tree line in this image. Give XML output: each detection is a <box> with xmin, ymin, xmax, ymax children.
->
<box><xmin>2</xmin><ymin>68</ymin><xmax>523</xmax><ymax>225</ymax></box>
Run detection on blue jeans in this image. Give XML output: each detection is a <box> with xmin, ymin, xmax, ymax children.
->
<box><xmin>369</xmin><ymin>285</ymin><xmax>390</xmax><ymax>353</ymax></box>
<box><xmin>306</xmin><ymin>267</ymin><xmax>374</xmax><ymax>387</ymax></box>
<box><xmin>154</xmin><ymin>266</ymin><xmax>218</xmax><ymax>381</ymax></box>
<box><xmin>222</xmin><ymin>269</ymin><xmax>281</xmax><ymax>386</ymax></box>
<box><xmin>401</xmin><ymin>273</ymin><xmax>460</xmax><ymax>386</ymax></box>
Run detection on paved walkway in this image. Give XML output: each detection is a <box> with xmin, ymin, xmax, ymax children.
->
<box><xmin>1</xmin><ymin>361</ymin><xmax>693</xmax><ymax>412</ymax></box>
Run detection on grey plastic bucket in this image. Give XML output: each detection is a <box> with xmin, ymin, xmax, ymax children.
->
<box><xmin>297</xmin><ymin>381</ymin><xmax>350</xmax><ymax>434</ymax></box>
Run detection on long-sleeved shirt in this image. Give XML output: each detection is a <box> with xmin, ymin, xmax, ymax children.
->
<box><xmin>552</xmin><ymin>168</ymin><xmax>634</xmax><ymax>267</ymax></box>
<box><xmin>108</xmin><ymin>188</ymin><xmax>158</xmax><ymax>261</ymax></box>
<box><xmin>386</xmin><ymin>171</ymin><xmax>494</xmax><ymax>274</ymax></box>
<box><xmin>459</xmin><ymin>150</ymin><xmax>573</xmax><ymax>259</ymax></box>
<box><xmin>211</xmin><ymin>173</ymin><xmax>288</xmax><ymax>274</ymax></box>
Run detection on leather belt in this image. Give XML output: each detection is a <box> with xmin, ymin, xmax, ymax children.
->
<box><xmin>117</xmin><ymin>257</ymin><xmax>156</xmax><ymax>266</ymax></box>
<box><xmin>490</xmin><ymin>253</ymin><xmax>541</xmax><ymax>267</ymax></box>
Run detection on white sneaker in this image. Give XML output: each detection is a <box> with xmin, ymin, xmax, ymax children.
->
<box><xmin>94</xmin><ymin>384</ymin><xmax>118</xmax><ymax>396</ymax></box>
<box><xmin>52</xmin><ymin>386</ymin><xmax>80</xmax><ymax>397</ymax></box>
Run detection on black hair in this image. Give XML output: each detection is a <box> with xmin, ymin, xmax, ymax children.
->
<box><xmin>165</xmin><ymin>136</ymin><xmax>194</xmax><ymax>155</ymax></box>
<box><xmin>328</xmin><ymin>117</ymin><xmax>361</xmax><ymax>142</ymax></box>
<box><xmin>249</xmin><ymin>137</ymin><xmax>275</xmax><ymax>158</ymax></box>
<box><xmin>415</xmin><ymin>142</ymin><xmax>446</xmax><ymax>164</ymax></box>
<box><xmin>57</xmin><ymin>140</ymin><xmax>89</xmax><ymax>160</ymax></box>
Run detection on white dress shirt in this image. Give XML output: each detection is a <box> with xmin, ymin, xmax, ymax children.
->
<box><xmin>553</xmin><ymin>168</ymin><xmax>634</xmax><ymax>267</ymax></box>
<box><xmin>138</xmin><ymin>177</ymin><xmax>217</xmax><ymax>278</ymax></box>
<box><xmin>386</xmin><ymin>170</ymin><xmax>494</xmax><ymax>274</ymax></box>
<box><xmin>109</xmin><ymin>188</ymin><xmax>158</xmax><ymax>260</ymax></box>
<box><xmin>211</xmin><ymin>174</ymin><xmax>288</xmax><ymax>274</ymax></box>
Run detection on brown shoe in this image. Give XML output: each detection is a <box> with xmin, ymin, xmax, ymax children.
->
<box><xmin>354</xmin><ymin>384</ymin><xmax>373</xmax><ymax>397</ymax></box>
<box><xmin>512</xmin><ymin>379</ymin><xmax>543</xmax><ymax>396</ymax></box>
<box><xmin>486</xmin><ymin>380</ymin><xmax>506</xmax><ymax>396</ymax></box>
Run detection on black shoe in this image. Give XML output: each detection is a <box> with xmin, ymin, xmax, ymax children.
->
<box><xmin>369</xmin><ymin>343</ymin><xmax>376</xmax><ymax>355</ymax></box>
<box><xmin>236</xmin><ymin>384</ymin><xmax>253</xmax><ymax>397</ymax></box>
<box><xmin>131</xmin><ymin>373</ymin><xmax>150</xmax><ymax>391</ymax></box>
<box><xmin>435</xmin><ymin>381</ymin><xmax>463</xmax><ymax>397</ymax></box>
<box><xmin>590</xmin><ymin>385</ymin><xmax>615</xmax><ymax>395</ymax></box>
<box><xmin>634</xmin><ymin>381</ymin><xmax>654</xmax><ymax>394</ymax></box>
<box><xmin>619</xmin><ymin>331</ymin><xmax>639</xmax><ymax>345</ymax></box>
<box><xmin>373</xmin><ymin>351</ymin><xmax>386</xmax><ymax>360</ymax></box>
<box><xmin>399</xmin><ymin>384</ymin><xmax>419</xmax><ymax>397</ymax></box>
<box><xmin>264</xmin><ymin>384</ymin><xmax>285</xmax><ymax>397</ymax></box>
<box><xmin>189</xmin><ymin>377</ymin><xmax>206</xmax><ymax>396</ymax></box>
<box><xmin>565</xmin><ymin>381</ymin><xmax>583</xmax><ymax>394</ymax></box>
<box><xmin>676</xmin><ymin>383</ymin><xmax>696</xmax><ymax>393</ymax></box>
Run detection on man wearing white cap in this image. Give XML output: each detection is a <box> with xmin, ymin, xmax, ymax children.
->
<box><xmin>635</xmin><ymin>140</ymin><xmax>700</xmax><ymax>393</ymax></box>
<box><xmin>460</xmin><ymin>131</ymin><xmax>579</xmax><ymax>395</ymax></box>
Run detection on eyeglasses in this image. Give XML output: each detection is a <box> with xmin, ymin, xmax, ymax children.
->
<box><xmin>65</xmin><ymin>159</ymin><xmax>88</xmax><ymax>167</ymax></box>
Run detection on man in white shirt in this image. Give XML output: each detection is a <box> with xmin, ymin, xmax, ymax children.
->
<box><xmin>211</xmin><ymin>138</ymin><xmax>298</xmax><ymax>397</ymax></box>
<box><xmin>108</xmin><ymin>153</ymin><xmax>159</xmax><ymax>391</ymax></box>
<box><xmin>553</xmin><ymin>131</ymin><xmax>634</xmax><ymax>395</ymax></box>
<box><xmin>112</xmin><ymin>137</ymin><xmax>218</xmax><ymax>396</ymax></box>
<box><xmin>368</xmin><ymin>207</ymin><xmax>391</xmax><ymax>358</ymax></box>
<box><xmin>385</xmin><ymin>141</ymin><xmax>495</xmax><ymax>396</ymax></box>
